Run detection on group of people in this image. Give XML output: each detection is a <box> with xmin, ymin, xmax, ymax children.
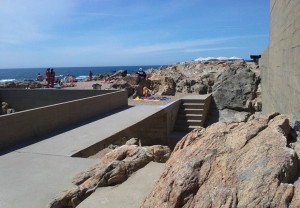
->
<box><xmin>45</xmin><ymin>68</ymin><xmax>56</xmax><ymax>88</ymax></box>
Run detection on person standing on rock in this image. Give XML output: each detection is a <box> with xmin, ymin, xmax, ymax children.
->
<box><xmin>88</xmin><ymin>70</ymin><xmax>93</xmax><ymax>81</ymax></box>
<box><xmin>45</xmin><ymin>68</ymin><xmax>51</xmax><ymax>87</ymax></box>
<box><xmin>50</xmin><ymin>68</ymin><xmax>55</xmax><ymax>88</ymax></box>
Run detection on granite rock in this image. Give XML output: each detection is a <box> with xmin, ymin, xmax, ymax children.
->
<box><xmin>142</xmin><ymin>114</ymin><xmax>299</xmax><ymax>208</ymax></box>
<box><xmin>49</xmin><ymin>144</ymin><xmax>171</xmax><ymax>208</ymax></box>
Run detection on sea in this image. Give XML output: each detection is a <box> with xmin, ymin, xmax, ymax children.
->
<box><xmin>0</xmin><ymin>65</ymin><xmax>162</xmax><ymax>82</ymax></box>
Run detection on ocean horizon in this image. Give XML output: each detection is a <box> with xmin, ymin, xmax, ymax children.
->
<box><xmin>0</xmin><ymin>65</ymin><xmax>162</xmax><ymax>81</ymax></box>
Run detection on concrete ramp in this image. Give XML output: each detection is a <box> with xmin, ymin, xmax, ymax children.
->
<box><xmin>77</xmin><ymin>162</ymin><xmax>165</xmax><ymax>208</ymax></box>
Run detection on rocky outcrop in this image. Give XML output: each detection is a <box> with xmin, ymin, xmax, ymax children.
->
<box><xmin>110</xmin><ymin>70</ymin><xmax>128</xmax><ymax>78</ymax></box>
<box><xmin>149</xmin><ymin>60</ymin><xmax>253</xmax><ymax>95</ymax></box>
<box><xmin>147</xmin><ymin>60</ymin><xmax>261</xmax><ymax>123</ymax></box>
<box><xmin>111</xmin><ymin>79</ymin><xmax>135</xmax><ymax>97</ymax></box>
<box><xmin>142</xmin><ymin>114</ymin><xmax>300</xmax><ymax>208</ymax></box>
<box><xmin>158</xmin><ymin>77</ymin><xmax>176</xmax><ymax>96</ymax></box>
<box><xmin>0</xmin><ymin>80</ymin><xmax>43</xmax><ymax>89</ymax></box>
<box><xmin>49</xmin><ymin>144</ymin><xmax>171</xmax><ymax>208</ymax></box>
<box><xmin>1</xmin><ymin>102</ymin><xmax>15</xmax><ymax>115</ymax></box>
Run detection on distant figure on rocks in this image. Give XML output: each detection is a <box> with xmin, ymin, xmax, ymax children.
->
<box><xmin>88</xmin><ymin>70</ymin><xmax>93</xmax><ymax>81</ymax></box>
<box><xmin>136</xmin><ymin>68</ymin><xmax>146</xmax><ymax>79</ymax></box>
<box><xmin>50</xmin><ymin>68</ymin><xmax>55</xmax><ymax>88</ymax></box>
<box><xmin>36</xmin><ymin>73</ymin><xmax>43</xmax><ymax>82</ymax></box>
<box><xmin>45</xmin><ymin>68</ymin><xmax>51</xmax><ymax>87</ymax></box>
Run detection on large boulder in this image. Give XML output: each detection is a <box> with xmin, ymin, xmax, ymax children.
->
<box><xmin>142</xmin><ymin>114</ymin><xmax>299</xmax><ymax>208</ymax></box>
<box><xmin>212</xmin><ymin>67</ymin><xmax>258</xmax><ymax>111</ymax></box>
<box><xmin>123</xmin><ymin>74</ymin><xmax>140</xmax><ymax>86</ymax></box>
<box><xmin>111</xmin><ymin>79</ymin><xmax>135</xmax><ymax>97</ymax></box>
<box><xmin>158</xmin><ymin>77</ymin><xmax>176</xmax><ymax>96</ymax></box>
<box><xmin>111</xmin><ymin>70</ymin><xmax>128</xmax><ymax>78</ymax></box>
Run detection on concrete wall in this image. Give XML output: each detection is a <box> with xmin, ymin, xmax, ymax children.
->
<box><xmin>0</xmin><ymin>89</ymin><xmax>118</xmax><ymax>111</ymax></box>
<box><xmin>0</xmin><ymin>90</ymin><xmax>128</xmax><ymax>151</ymax></box>
<box><xmin>73</xmin><ymin>100</ymin><xmax>181</xmax><ymax>158</ymax></box>
<box><xmin>261</xmin><ymin>0</ymin><xmax>300</xmax><ymax>117</ymax></box>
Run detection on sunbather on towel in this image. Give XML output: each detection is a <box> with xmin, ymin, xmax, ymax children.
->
<box><xmin>143</xmin><ymin>87</ymin><xmax>152</xmax><ymax>97</ymax></box>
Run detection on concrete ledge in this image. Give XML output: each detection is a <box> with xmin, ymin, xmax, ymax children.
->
<box><xmin>0</xmin><ymin>90</ymin><xmax>128</xmax><ymax>151</ymax></box>
<box><xmin>73</xmin><ymin>101</ymin><xmax>181</xmax><ymax>158</ymax></box>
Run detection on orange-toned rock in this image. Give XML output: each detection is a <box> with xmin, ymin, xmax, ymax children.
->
<box><xmin>142</xmin><ymin>114</ymin><xmax>298</xmax><ymax>208</ymax></box>
<box><xmin>49</xmin><ymin>144</ymin><xmax>171</xmax><ymax>208</ymax></box>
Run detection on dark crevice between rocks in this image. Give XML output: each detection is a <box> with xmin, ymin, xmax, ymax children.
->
<box><xmin>287</xmin><ymin>129</ymin><xmax>300</xmax><ymax>185</ymax></box>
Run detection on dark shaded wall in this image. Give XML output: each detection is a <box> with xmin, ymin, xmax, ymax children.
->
<box><xmin>261</xmin><ymin>0</ymin><xmax>300</xmax><ymax>117</ymax></box>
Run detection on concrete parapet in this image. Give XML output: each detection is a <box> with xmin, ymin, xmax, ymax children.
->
<box><xmin>0</xmin><ymin>89</ymin><xmax>118</xmax><ymax>111</ymax></box>
<box><xmin>0</xmin><ymin>90</ymin><xmax>128</xmax><ymax>151</ymax></box>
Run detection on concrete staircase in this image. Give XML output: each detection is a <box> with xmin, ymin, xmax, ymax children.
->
<box><xmin>174</xmin><ymin>96</ymin><xmax>211</xmax><ymax>132</ymax></box>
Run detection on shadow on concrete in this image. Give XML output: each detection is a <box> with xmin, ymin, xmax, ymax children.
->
<box><xmin>0</xmin><ymin>106</ymin><xmax>133</xmax><ymax>156</ymax></box>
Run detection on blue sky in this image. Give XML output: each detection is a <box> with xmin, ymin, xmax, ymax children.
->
<box><xmin>0</xmin><ymin>0</ymin><xmax>269</xmax><ymax>68</ymax></box>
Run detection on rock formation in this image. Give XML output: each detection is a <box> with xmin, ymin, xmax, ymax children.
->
<box><xmin>0</xmin><ymin>80</ymin><xmax>43</xmax><ymax>89</ymax></box>
<box><xmin>1</xmin><ymin>102</ymin><xmax>15</xmax><ymax>115</ymax></box>
<box><xmin>147</xmin><ymin>60</ymin><xmax>261</xmax><ymax>124</ymax></box>
<box><xmin>49</xmin><ymin>144</ymin><xmax>171</xmax><ymax>208</ymax></box>
<box><xmin>142</xmin><ymin>113</ymin><xmax>300</xmax><ymax>208</ymax></box>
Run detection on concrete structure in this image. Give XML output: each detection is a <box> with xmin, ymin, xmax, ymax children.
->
<box><xmin>0</xmin><ymin>89</ymin><xmax>128</xmax><ymax>151</ymax></box>
<box><xmin>0</xmin><ymin>89</ymin><xmax>120</xmax><ymax>111</ymax></box>
<box><xmin>174</xmin><ymin>95</ymin><xmax>211</xmax><ymax>131</ymax></box>
<box><xmin>261</xmin><ymin>0</ymin><xmax>300</xmax><ymax>118</ymax></box>
<box><xmin>0</xmin><ymin>94</ymin><xmax>211</xmax><ymax>207</ymax></box>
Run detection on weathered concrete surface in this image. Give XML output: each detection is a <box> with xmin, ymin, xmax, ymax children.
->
<box><xmin>77</xmin><ymin>162</ymin><xmax>165</xmax><ymax>208</ymax></box>
<box><xmin>261</xmin><ymin>0</ymin><xmax>300</xmax><ymax>117</ymax></box>
<box><xmin>0</xmin><ymin>152</ymin><xmax>98</xmax><ymax>208</ymax></box>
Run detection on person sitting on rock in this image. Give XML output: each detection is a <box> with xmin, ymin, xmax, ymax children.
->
<box><xmin>136</xmin><ymin>68</ymin><xmax>146</xmax><ymax>79</ymax></box>
<box><xmin>36</xmin><ymin>73</ymin><xmax>43</xmax><ymax>82</ymax></box>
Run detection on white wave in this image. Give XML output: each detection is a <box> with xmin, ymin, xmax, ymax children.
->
<box><xmin>194</xmin><ymin>56</ymin><xmax>243</xmax><ymax>61</ymax></box>
<box><xmin>0</xmin><ymin>79</ymin><xmax>16</xmax><ymax>82</ymax></box>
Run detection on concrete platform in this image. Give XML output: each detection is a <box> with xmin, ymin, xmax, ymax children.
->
<box><xmin>0</xmin><ymin>95</ymin><xmax>208</xmax><ymax>207</ymax></box>
<box><xmin>78</xmin><ymin>162</ymin><xmax>165</xmax><ymax>208</ymax></box>
<box><xmin>0</xmin><ymin>105</ymin><xmax>166</xmax><ymax>208</ymax></box>
<box><xmin>17</xmin><ymin>105</ymin><xmax>163</xmax><ymax>157</ymax></box>
<box><xmin>0</xmin><ymin>152</ymin><xmax>98</xmax><ymax>208</ymax></box>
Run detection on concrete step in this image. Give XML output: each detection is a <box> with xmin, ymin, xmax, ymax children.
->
<box><xmin>174</xmin><ymin>125</ymin><xmax>201</xmax><ymax>132</ymax></box>
<box><xmin>177</xmin><ymin>114</ymin><xmax>203</xmax><ymax>120</ymax></box>
<box><xmin>181</xmin><ymin>99</ymin><xmax>205</xmax><ymax>104</ymax></box>
<box><xmin>175</xmin><ymin>119</ymin><xmax>202</xmax><ymax>126</ymax></box>
<box><xmin>181</xmin><ymin>103</ymin><xmax>205</xmax><ymax>109</ymax></box>
<box><xmin>179</xmin><ymin>108</ymin><xmax>204</xmax><ymax>114</ymax></box>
